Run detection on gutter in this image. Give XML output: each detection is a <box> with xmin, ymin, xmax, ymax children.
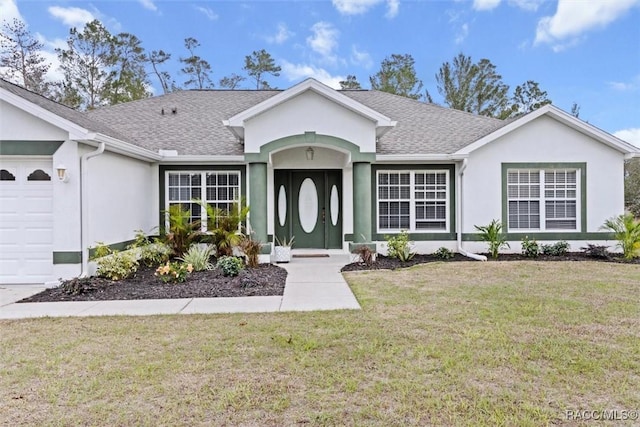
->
<box><xmin>456</xmin><ymin>158</ymin><xmax>487</xmax><ymax>261</ymax></box>
<box><xmin>80</xmin><ymin>141</ymin><xmax>106</xmax><ymax>277</ymax></box>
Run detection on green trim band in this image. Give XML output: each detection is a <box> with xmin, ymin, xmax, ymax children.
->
<box><xmin>0</xmin><ymin>140</ymin><xmax>63</xmax><ymax>155</ymax></box>
<box><xmin>88</xmin><ymin>239</ymin><xmax>137</xmax><ymax>258</ymax></box>
<box><xmin>501</xmin><ymin>162</ymin><xmax>587</xmax><ymax>234</ymax></box>
<box><xmin>53</xmin><ymin>251</ymin><xmax>82</xmax><ymax>264</ymax></box>
<box><xmin>373</xmin><ymin>232</ymin><xmax>457</xmax><ymax>241</ymax></box>
<box><xmin>344</xmin><ymin>233</ymin><xmax>354</xmax><ymax>242</ymax></box>
<box><xmin>244</xmin><ymin>133</ymin><xmax>376</xmax><ymax>163</ymax></box>
<box><xmin>260</xmin><ymin>243</ymin><xmax>272</xmax><ymax>255</ymax></box>
<box><xmin>462</xmin><ymin>232</ymin><xmax>614</xmax><ymax>241</ymax></box>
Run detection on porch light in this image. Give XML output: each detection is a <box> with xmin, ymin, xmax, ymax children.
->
<box><xmin>56</xmin><ymin>165</ymin><xmax>69</xmax><ymax>183</ymax></box>
<box><xmin>306</xmin><ymin>147</ymin><xmax>314</xmax><ymax>161</ymax></box>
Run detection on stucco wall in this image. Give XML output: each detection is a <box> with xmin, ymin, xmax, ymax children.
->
<box><xmin>244</xmin><ymin>91</ymin><xmax>377</xmax><ymax>154</ymax></box>
<box><xmin>1</xmin><ymin>101</ymin><xmax>68</xmax><ymax>141</ymax></box>
<box><xmin>463</xmin><ymin>115</ymin><xmax>625</xmax><ymax>234</ymax></box>
<box><xmin>82</xmin><ymin>147</ymin><xmax>155</xmax><ymax>246</ymax></box>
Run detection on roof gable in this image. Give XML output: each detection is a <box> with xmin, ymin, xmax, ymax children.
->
<box><xmin>455</xmin><ymin>104</ymin><xmax>639</xmax><ymax>156</ymax></box>
<box><xmin>223</xmin><ymin>78</ymin><xmax>396</xmax><ymax>140</ymax></box>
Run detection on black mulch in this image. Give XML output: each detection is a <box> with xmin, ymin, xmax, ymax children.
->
<box><xmin>19</xmin><ymin>264</ymin><xmax>287</xmax><ymax>303</ymax></box>
<box><xmin>341</xmin><ymin>252</ymin><xmax>640</xmax><ymax>272</ymax></box>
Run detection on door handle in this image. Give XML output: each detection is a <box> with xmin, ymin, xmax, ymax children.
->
<box><xmin>322</xmin><ymin>207</ymin><xmax>326</xmax><ymax>224</ymax></box>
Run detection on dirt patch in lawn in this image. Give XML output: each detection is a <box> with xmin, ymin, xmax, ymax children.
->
<box><xmin>19</xmin><ymin>264</ymin><xmax>287</xmax><ymax>303</ymax></box>
<box><xmin>342</xmin><ymin>252</ymin><xmax>640</xmax><ymax>272</ymax></box>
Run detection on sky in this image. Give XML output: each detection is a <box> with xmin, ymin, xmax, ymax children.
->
<box><xmin>1</xmin><ymin>0</ymin><xmax>639</xmax><ymax>146</ymax></box>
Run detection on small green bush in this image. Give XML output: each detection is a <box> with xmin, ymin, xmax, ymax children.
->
<box><xmin>217</xmin><ymin>256</ymin><xmax>244</xmax><ymax>277</ymax></box>
<box><xmin>541</xmin><ymin>241</ymin><xmax>570</xmax><ymax>256</ymax></box>
<box><xmin>90</xmin><ymin>241</ymin><xmax>112</xmax><ymax>260</ymax></box>
<box><xmin>521</xmin><ymin>236</ymin><xmax>539</xmax><ymax>258</ymax></box>
<box><xmin>96</xmin><ymin>251</ymin><xmax>139</xmax><ymax>281</ymax></box>
<box><xmin>179</xmin><ymin>244</ymin><xmax>215</xmax><ymax>271</ymax></box>
<box><xmin>474</xmin><ymin>219</ymin><xmax>509</xmax><ymax>259</ymax></box>
<box><xmin>581</xmin><ymin>244</ymin><xmax>610</xmax><ymax>259</ymax></box>
<box><xmin>433</xmin><ymin>247</ymin><xmax>454</xmax><ymax>260</ymax></box>
<box><xmin>138</xmin><ymin>242</ymin><xmax>172</xmax><ymax>267</ymax></box>
<box><xmin>155</xmin><ymin>261</ymin><xmax>192</xmax><ymax>283</ymax></box>
<box><xmin>385</xmin><ymin>231</ymin><xmax>415</xmax><ymax>262</ymax></box>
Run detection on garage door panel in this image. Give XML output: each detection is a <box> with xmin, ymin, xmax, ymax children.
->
<box><xmin>0</xmin><ymin>160</ymin><xmax>54</xmax><ymax>284</ymax></box>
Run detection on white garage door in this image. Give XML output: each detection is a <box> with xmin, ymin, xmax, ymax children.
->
<box><xmin>0</xmin><ymin>159</ymin><xmax>54</xmax><ymax>284</ymax></box>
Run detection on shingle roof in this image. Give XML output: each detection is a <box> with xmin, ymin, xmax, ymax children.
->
<box><xmin>0</xmin><ymin>79</ymin><xmax>130</xmax><ymax>141</ymax></box>
<box><xmin>4</xmin><ymin>77</ymin><xmax>508</xmax><ymax>156</ymax></box>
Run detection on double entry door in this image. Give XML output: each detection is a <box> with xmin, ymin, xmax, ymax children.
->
<box><xmin>274</xmin><ymin>170</ymin><xmax>342</xmax><ymax>249</ymax></box>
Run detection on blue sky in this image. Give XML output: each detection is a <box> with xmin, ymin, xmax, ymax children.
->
<box><xmin>2</xmin><ymin>0</ymin><xmax>639</xmax><ymax>145</ymax></box>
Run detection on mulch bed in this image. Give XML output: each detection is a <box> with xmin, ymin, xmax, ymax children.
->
<box><xmin>19</xmin><ymin>264</ymin><xmax>287</xmax><ymax>303</ymax></box>
<box><xmin>341</xmin><ymin>252</ymin><xmax>640</xmax><ymax>272</ymax></box>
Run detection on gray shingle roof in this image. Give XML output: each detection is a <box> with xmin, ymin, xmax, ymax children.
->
<box><xmin>0</xmin><ymin>79</ymin><xmax>130</xmax><ymax>142</ymax></box>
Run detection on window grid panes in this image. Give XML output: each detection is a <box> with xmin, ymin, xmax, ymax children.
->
<box><xmin>507</xmin><ymin>168</ymin><xmax>578</xmax><ymax>231</ymax></box>
<box><xmin>377</xmin><ymin>170</ymin><xmax>448</xmax><ymax>232</ymax></box>
<box><xmin>167</xmin><ymin>171</ymin><xmax>240</xmax><ymax>231</ymax></box>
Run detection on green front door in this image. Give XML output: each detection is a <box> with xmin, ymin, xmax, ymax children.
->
<box><xmin>274</xmin><ymin>170</ymin><xmax>342</xmax><ymax>249</ymax></box>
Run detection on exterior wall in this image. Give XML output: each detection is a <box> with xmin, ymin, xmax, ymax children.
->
<box><xmin>83</xmin><ymin>147</ymin><xmax>155</xmax><ymax>247</ymax></box>
<box><xmin>244</xmin><ymin>91</ymin><xmax>377</xmax><ymax>154</ymax></box>
<box><xmin>462</xmin><ymin>115</ymin><xmax>623</xmax><ymax>251</ymax></box>
<box><xmin>1</xmin><ymin>101</ymin><xmax>67</xmax><ymax>141</ymax></box>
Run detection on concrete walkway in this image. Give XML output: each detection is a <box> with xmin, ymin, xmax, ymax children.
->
<box><xmin>0</xmin><ymin>254</ymin><xmax>360</xmax><ymax>319</ymax></box>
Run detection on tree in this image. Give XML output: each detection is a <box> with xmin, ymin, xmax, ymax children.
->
<box><xmin>429</xmin><ymin>53</ymin><xmax>509</xmax><ymax>118</ymax></box>
<box><xmin>180</xmin><ymin>37</ymin><xmax>213</xmax><ymax>89</ymax></box>
<box><xmin>504</xmin><ymin>80</ymin><xmax>551</xmax><ymax>118</ymax></box>
<box><xmin>57</xmin><ymin>19</ymin><xmax>116</xmax><ymax>109</ymax></box>
<box><xmin>219</xmin><ymin>73</ymin><xmax>245</xmax><ymax>89</ymax></box>
<box><xmin>625</xmin><ymin>158</ymin><xmax>640</xmax><ymax>217</ymax></box>
<box><xmin>243</xmin><ymin>49</ymin><xmax>281</xmax><ymax>90</ymax></box>
<box><xmin>148</xmin><ymin>49</ymin><xmax>175</xmax><ymax>94</ymax></box>
<box><xmin>107</xmin><ymin>32</ymin><xmax>150</xmax><ymax>105</ymax></box>
<box><xmin>0</xmin><ymin>18</ymin><xmax>51</xmax><ymax>95</ymax></box>
<box><xmin>369</xmin><ymin>54</ymin><xmax>423</xmax><ymax>100</ymax></box>
<box><xmin>339</xmin><ymin>75</ymin><xmax>361</xmax><ymax>89</ymax></box>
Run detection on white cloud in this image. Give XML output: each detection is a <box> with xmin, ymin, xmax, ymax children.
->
<box><xmin>0</xmin><ymin>0</ymin><xmax>22</xmax><ymax>22</ymax></box>
<box><xmin>33</xmin><ymin>34</ymin><xmax>65</xmax><ymax>82</ymax></box>
<box><xmin>607</xmin><ymin>75</ymin><xmax>640</xmax><ymax>92</ymax></box>
<box><xmin>455</xmin><ymin>23</ymin><xmax>469</xmax><ymax>44</ymax></box>
<box><xmin>535</xmin><ymin>0</ymin><xmax>640</xmax><ymax>49</ymax></box>
<box><xmin>307</xmin><ymin>21</ymin><xmax>339</xmax><ymax>62</ymax></box>
<box><xmin>508</xmin><ymin>0</ymin><xmax>543</xmax><ymax>12</ymax></box>
<box><xmin>195</xmin><ymin>6</ymin><xmax>218</xmax><ymax>21</ymax></box>
<box><xmin>266</xmin><ymin>23</ymin><xmax>293</xmax><ymax>44</ymax></box>
<box><xmin>350</xmin><ymin>45</ymin><xmax>373</xmax><ymax>69</ymax></box>
<box><xmin>614</xmin><ymin>128</ymin><xmax>640</xmax><ymax>147</ymax></box>
<box><xmin>281</xmin><ymin>60</ymin><xmax>345</xmax><ymax>89</ymax></box>
<box><xmin>332</xmin><ymin>0</ymin><xmax>400</xmax><ymax>18</ymax></box>
<box><xmin>138</xmin><ymin>0</ymin><xmax>157</xmax><ymax>12</ymax></box>
<box><xmin>473</xmin><ymin>0</ymin><xmax>501</xmax><ymax>11</ymax></box>
<box><xmin>48</xmin><ymin>6</ymin><xmax>96</xmax><ymax>27</ymax></box>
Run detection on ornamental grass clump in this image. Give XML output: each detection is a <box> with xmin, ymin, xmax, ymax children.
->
<box><xmin>240</xmin><ymin>235</ymin><xmax>263</xmax><ymax>268</ymax></box>
<box><xmin>155</xmin><ymin>261</ymin><xmax>193</xmax><ymax>283</ymax></box>
<box><xmin>178</xmin><ymin>244</ymin><xmax>215</xmax><ymax>271</ymax></box>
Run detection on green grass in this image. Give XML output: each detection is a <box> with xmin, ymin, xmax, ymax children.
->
<box><xmin>1</xmin><ymin>261</ymin><xmax>639</xmax><ymax>426</ymax></box>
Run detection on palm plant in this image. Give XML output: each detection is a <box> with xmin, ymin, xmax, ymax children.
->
<box><xmin>164</xmin><ymin>204</ymin><xmax>202</xmax><ymax>257</ymax></box>
<box><xmin>200</xmin><ymin>200</ymin><xmax>250</xmax><ymax>257</ymax></box>
<box><xmin>474</xmin><ymin>219</ymin><xmax>509</xmax><ymax>259</ymax></box>
<box><xmin>601</xmin><ymin>213</ymin><xmax>640</xmax><ymax>259</ymax></box>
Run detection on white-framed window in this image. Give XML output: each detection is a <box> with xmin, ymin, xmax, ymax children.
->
<box><xmin>377</xmin><ymin>170</ymin><xmax>449</xmax><ymax>232</ymax></box>
<box><xmin>166</xmin><ymin>171</ymin><xmax>240</xmax><ymax>231</ymax></box>
<box><xmin>507</xmin><ymin>168</ymin><xmax>578</xmax><ymax>231</ymax></box>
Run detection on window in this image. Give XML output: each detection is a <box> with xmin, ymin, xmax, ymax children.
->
<box><xmin>27</xmin><ymin>169</ymin><xmax>51</xmax><ymax>181</ymax></box>
<box><xmin>167</xmin><ymin>171</ymin><xmax>240</xmax><ymax>231</ymax></box>
<box><xmin>0</xmin><ymin>169</ymin><xmax>16</xmax><ymax>181</ymax></box>
<box><xmin>377</xmin><ymin>170</ymin><xmax>448</xmax><ymax>232</ymax></box>
<box><xmin>507</xmin><ymin>168</ymin><xmax>578</xmax><ymax>231</ymax></box>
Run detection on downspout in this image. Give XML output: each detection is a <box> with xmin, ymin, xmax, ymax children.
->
<box><xmin>457</xmin><ymin>158</ymin><xmax>487</xmax><ymax>261</ymax></box>
<box><xmin>80</xmin><ymin>142</ymin><xmax>106</xmax><ymax>277</ymax></box>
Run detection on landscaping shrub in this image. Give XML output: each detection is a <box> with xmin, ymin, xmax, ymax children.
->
<box><xmin>521</xmin><ymin>236</ymin><xmax>539</xmax><ymax>258</ymax></box>
<box><xmin>96</xmin><ymin>251</ymin><xmax>139</xmax><ymax>281</ymax></box>
<box><xmin>541</xmin><ymin>241</ymin><xmax>570</xmax><ymax>256</ymax></box>
<box><xmin>216</xmin><ymin>256</ymin><xmax>244</xmax><ymax>277</ymax></box>
<box><xmin>90</xmin><ymin>241</ymin><xmax>112</xmax><ymax>260</ymax></box>
<box><xmin>354</xmin><ymin>245</ymin><xmax>375</xmax><ymax>266</ymax></box>
<box><xmin>239</xmin><ymin>235</ymin><xmax>262</xmax><ymax>268</ymax></box>
<box><xmin>200</xmin><ymin>200</ymin><xmax>249</xmax><ymax>257</ymax></box>
<box><xmin>581</xmin><ymin>244</ymin><xmax>610</xmax><ymax>259</ymax></box>
<box><xmin>178</xmin><ymin>244</ymin><xmax>215</xmax><ymax>271</ymax></box>
<box><xmin>385</xmin><ymin>231</ymin><xmax>415</xmax><ymax>262</ymax></box>
<box><xmin>601</xmin><ymin>213</ymin><xmax>640</xmax><ymax>259</ymax></box>
<box><xmin>138</xmin><ymin>242</ymin><xmax>172</xmax><ymax>267</ymax></box>
<box><xmin>164</xmin><ymin>204</ymin><xmax>202</xmax><ymax>257</ymax></box>
<box><xmin>155</xmin><ymin>261</ymin><xmax>193</xmax><ymax>283</ymax></box>
<box><xmin>433</xmin><ymin>247</ymin><xmax>454</xmax><ymax>260</ymax></box>
<box><xmin>474</xmin><ymin>219</ymin><xmax>509</xmax><ymax>259</ymax></box>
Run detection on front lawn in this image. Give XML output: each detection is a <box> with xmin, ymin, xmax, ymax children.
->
<box><xmin>1</xmin><ymin>261</ymin><xmax>639</xmax><ymax>426</ymax></box>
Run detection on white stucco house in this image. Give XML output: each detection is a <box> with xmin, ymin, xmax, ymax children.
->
<box><xmin>1</xmin><ymin>77</ymin><xmax>638</xmax><ymax>284</ymax></box>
